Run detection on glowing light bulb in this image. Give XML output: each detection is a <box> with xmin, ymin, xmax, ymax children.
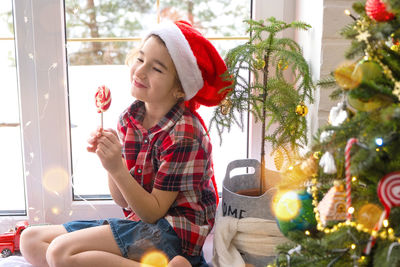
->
<box><xmin>375</xmin><ymin>138</ymin><xmax>383</xmax><ymax>146</ymax></box>
<box><xmin>383</xmin><ymin>219</ymin><xmax>389</xmax><ymax>228</ymax></box>
<box><xmin>348</xmin><ymin>206</ymin><xmax>355</xmax><ymax>214</ymax></box>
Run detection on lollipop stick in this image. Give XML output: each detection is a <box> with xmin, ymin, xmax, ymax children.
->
<box><xmin>101</xmin><ymin>112</ymin><xmax>103</xmax><ymax>130</ymax></box>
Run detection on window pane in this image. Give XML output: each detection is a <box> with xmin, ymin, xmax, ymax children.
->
<box><xmin>159</xmin><ymin>0</ymin><xmax>250</xmax><ymax>37</ymax></box>
<box><xmin>66</xmin><ymin>0</ymin><xmax>250</xmax><ymax>197</ymax></box>
<box><xmin>0</xmin><ymin>1</ymin><xmax>26</xmax><ymax>214</ymax></box>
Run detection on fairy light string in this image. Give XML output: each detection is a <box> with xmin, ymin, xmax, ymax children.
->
<box><xmin>310</xmin><ymin>178</ymin><xmax>399</xmax><ymax>243</ymax></box>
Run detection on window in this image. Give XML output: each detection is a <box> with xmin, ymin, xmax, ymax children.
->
<box><xmin>66</xmin><ymin>0</ymin><xmax>250</xmax><ymax>198</ymax></box>
<box><xmin>2</xmin><ymin>0</ymin><xmax>295</xmax><ymax>226</ymax></box>
<box><xmin>0</xmin><ymin>1</ymin><xmax>25</xmax><ymax>215</ymax></box>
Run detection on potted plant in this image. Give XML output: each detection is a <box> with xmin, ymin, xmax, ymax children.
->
<box><xmin>210</xmin><ymin>17</ymin><xmax>315</xmax><ymax>220</ymax></box>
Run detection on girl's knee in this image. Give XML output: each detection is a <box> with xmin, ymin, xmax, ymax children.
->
<box><xmin>20</xmin><ymin>226</ymin><xmax>40</xmax><ymax>255</ymax></box>
<box><xmin>46</xmin><ymin>236</ymin><xmax>70</xmax><ymax>267</ymax></box>
<box><xmin>168</xmin><ymin>256</ymin><xmax>192</xmax><ymax>267</ymax></box>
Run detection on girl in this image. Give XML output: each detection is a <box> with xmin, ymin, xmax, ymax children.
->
<box><xmin>20</xmin><ymin>20</ymin><xmax>230</xmax><ymax>267</ymax></box>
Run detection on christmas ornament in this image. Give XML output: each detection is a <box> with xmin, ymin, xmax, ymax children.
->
<box><xmin>254</xmin><ymin>58</ymin><xmax>266</xmax><ymax>70</ymax></box>
<box><xmin>345</xmin><ymin>138</ymin><xmax>358</xmax><ymax>221</ymax></box>
<box><xmin>391</xmin><ymin>44</ymin><xmax>400</xmax><ymax>53</ymax></box>
<box><xmin>365</xmin><ymin>171</ymin><xmax>400</xmax><ymax>254</ymax></box>
<box><xmin>319</xmin><ymin>151</ymin><xmax>337</xmax><ymax>174</ymax></box>
<box><xmin>365</xmin><ymin>0</ymin><xmax>395</xmax><ymax>22</ymax></box>
<box><xmin>328</xmin><ymin>102</ymin><xmax>348</xmax><ymax>126</ymax></box>
<box><xmin>278</xmin><ymin>59</ymin><xmax>289</xmax><ymax>70</ymax></box>
<box><xmin>273</xmin><ymin>148</ymin><xmax>285</xmax><ymax>171</ymax></box>
<box><xmin>356</xmin><ymin>31</ymin><xmax>371</xmax><ymax>42</ymax></box>
<box><xmin>355</xmin><ymin>203</ymin><xmax>383</xmax><ymax>230</ymax></box>
<box><xmin>347</xmin><ymin>94</ymin><xmax>391</xmax><ymax>112</ymax></box>
<box><xmin>334</xmin><ymin>62</ymin><xmax>362</xmax><ymax>90</ymax></box>
<box><xmin>300</xmin><ymin>156</ymin><xmax>318</xmax><ymax>177</ymax></box>
<box><xmin>275</xmin><ymin>190</ymin><xmax>317</xmax><ymax>236</ymax></box>
<box><xmin>95</xmin><ymin>85</ymin><xmax>112</xmax><ymax>129</ymax></box>
<box><xmin>220</xmin><ymin>98</ymin><xmax>232</xmax><ymax>115</ymax></box>
<box><xmin>354</xmin><ymin>60</ymin><xmax>383</xmax><ymax>81</ymax></box>
<box><xmin>317</xmin><ymin>181</ymin><xmax>347</xmax><ymax>226</ymax></box>
<box><xmin>295</xmin><ymin>103</ymin><xmax>308</xmax><ymax>117</ymax></box>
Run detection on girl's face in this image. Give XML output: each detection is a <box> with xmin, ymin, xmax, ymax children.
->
<box><xmin>130</xmin><ymin>36</ymin><xmax>181</xmax><ymax>107</ymax></box>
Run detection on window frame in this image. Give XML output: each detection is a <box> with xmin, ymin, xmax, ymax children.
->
<box><xmin>2</xmin><ymin>0</ymin><xmax>296</xmax><ymax>226</ymax></box>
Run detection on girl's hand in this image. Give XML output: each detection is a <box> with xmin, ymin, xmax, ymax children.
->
<box><xmin>95</xmin><ymin>128</ymin><xmax>124</xmax><ymax>174</ymax></box>
<box><xmin>86</xmin><ymin>127</ymin><xmax>103</xmax><ymax>153</ymax></box>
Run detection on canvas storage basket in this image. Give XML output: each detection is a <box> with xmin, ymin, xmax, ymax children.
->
<box><xmin>221</xmin><ymin>158</ymin><xmax>283</xmax><ymax>266</ymax></box>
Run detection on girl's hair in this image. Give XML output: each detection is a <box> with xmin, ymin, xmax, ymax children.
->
<box><xmin>125</xmin><ymin>35</ymin><xmax>184</xmax><ymax>97</ymax></box>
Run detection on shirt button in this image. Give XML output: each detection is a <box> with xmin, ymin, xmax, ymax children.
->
<box><xmin>144</xmin><ymin>138</ymin><xmax>149</xmax><ymax>144</ymax></box>
<box><xmin>137</xmin><ymin>168</ymin><xmax>142</xmax><ymax>174</ymax></box>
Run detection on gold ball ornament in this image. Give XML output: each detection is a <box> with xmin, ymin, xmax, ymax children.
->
<box><xmin>254</xmin><ymin>58</ymin><xmax>266</xmax><ymax>70</ymax></box>
<box><xmin>334</xmin><ymin>62</ymin><xmax>362</xmax><ymax>90</ymax></box>
<box><xmin>356</xmin><ymin>203</ymin><xmax>383</xmax><ymax>230</ymax></box>
<box><xmin>220</xmin><ymin>98</ymin><xmax>233</xmax><ymax>115</ymax></box>
<box><xmin>300</xmin><ymin>156</ymin><xmax>318</xmax><ymax>177</ymax></box>
<box><xmin>296</xmin><ymin>103</ymin><xmax>308</xmax><ymax>117</ymax></box>
<box><xmin>278</xmin><ymin>59</ymin><xmax>289</xmax><ymax>70</ymax></box>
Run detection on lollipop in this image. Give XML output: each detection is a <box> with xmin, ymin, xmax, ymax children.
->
<box><xmin>95</xmin><ymin>85</ymin><xmax>111</xmax><ymax>128</ymax></box>
<box><xmin>364</xmin><ymin>171</ymin><xmax>400</xmax><ymax>254</ymax></box>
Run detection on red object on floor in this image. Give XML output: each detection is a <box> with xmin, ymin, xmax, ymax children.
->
<box><xmin>0</xmin><ymin>221</ymin><xmax>29</xmax><ymax>257</ymax></box>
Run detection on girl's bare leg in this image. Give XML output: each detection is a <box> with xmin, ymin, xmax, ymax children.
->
<box><xmin>45</xmin><ymin>224</ymin><xmax>145</xmax><ymax>267</ymax></box>
<box><xmin>20</xmin><ymin>225</ymin><xmax>67</xmax><ymax>267</ymax></box>
<box><xmin>21</xmin><ymin>223</ymin><xmax>192</xmax><ymax>267</ymax></box>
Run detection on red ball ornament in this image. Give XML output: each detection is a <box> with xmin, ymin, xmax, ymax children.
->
<box><xmin>365</xmin><ymin>0</ymin><xmax>395</xmax><ymax>21</ymax></box>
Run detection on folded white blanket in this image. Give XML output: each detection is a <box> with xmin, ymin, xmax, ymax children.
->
<box><xmin>212</xmin><ymin>206</ymin><xmax>287</xmax><ymax>267</ymax></box>
<box><xmin>0</xmin><ymin>256</ymin><xmax>33</xmax><ymax>267</ymax></box>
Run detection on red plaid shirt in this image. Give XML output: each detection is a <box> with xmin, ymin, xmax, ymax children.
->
<box><xmin>117</xmin><ymin>100</ymin><xmax>217</xmax><ymax>256</ymax></box>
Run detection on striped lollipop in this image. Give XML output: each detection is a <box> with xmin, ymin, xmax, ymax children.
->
<box><xmin>95</xmin><ymin>85</ymin><xmax>111</xmax><ymax>129</ymax></box>
<box><xmin>364</xmin><ymin>171</ymin><xmax>400</xmax><ymax>254</ymax></box>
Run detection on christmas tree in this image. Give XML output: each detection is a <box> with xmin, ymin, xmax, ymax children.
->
<box><xmin>210</xmin><ymin>17</ymin><xmax>314</xmax><ymax>194</ymax></box>
<box><xmin>271</xmin><ymin>0</ymin><xmax>400</xmax><ymax>266</ymax></box>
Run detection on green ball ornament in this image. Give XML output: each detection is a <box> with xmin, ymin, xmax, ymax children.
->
<box><xmin>275</xmin><ymin>190</ymin><xmax>317</xmax><ymax>236</ymax></box>
<box><xmin>354</xmin><ymin>60</ymin><xmax>383</xmax><ymax>81</ymax></box>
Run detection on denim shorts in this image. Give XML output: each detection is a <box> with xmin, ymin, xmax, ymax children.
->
<box><xmin>63</xmin><ymin>218</ymin><xmax>208</xmax><ymax>267</ymax></box>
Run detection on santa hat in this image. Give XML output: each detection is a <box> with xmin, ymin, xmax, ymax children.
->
<box><xmin>145</xmin><ymin>20</ymin><xmax>231</xmax><ymax>107</ymax></box>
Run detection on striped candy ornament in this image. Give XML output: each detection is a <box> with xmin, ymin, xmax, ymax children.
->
<box><xmin>345</xmin><ymin>138</ymin><xmax>358</xmax><ymax>220</ymax></box>
<box><xmin>364</xmin><ymin>171</ymin><xmax>400</xmax><ymax>254</ymax></box>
